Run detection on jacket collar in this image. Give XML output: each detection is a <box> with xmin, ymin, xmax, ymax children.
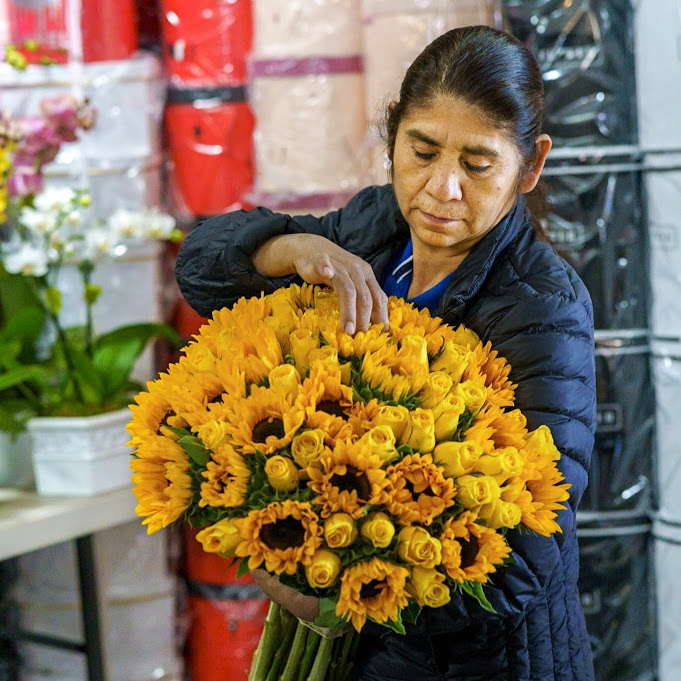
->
<box><xmin>435</xmin><ymin>195</ymin><xmax>530</xmax><ymax>316</ymax></box>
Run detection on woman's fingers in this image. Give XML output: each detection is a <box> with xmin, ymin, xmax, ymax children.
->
<box><xmin>250</xmin><ymin>569</ymin><xmax>320</xmax><ymax>621</ymax></box>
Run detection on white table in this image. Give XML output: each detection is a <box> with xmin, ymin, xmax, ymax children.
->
<box><xmin>0</xmin><ymin>487</ymin><xmax>139</xmax><ymax>681</ymax></box>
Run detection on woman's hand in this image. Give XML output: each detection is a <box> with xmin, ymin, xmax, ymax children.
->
<box><xmin>250</xmin><ymin>568</ymin><xmax>320</xmax><ymax>622</ymax></box>
<box><xmin>253</xmin><ymin>234</ymin><xmax>389</xmax><ymax>334</ymax></box>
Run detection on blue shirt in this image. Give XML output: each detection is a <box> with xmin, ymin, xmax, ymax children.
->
<box><xmin>381</xmin><ymin>239</ymin><xmax>454</xmax><ymax>314</ymax></box>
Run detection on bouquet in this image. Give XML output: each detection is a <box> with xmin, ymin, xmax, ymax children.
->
<box><xmin>127</xmin><ymin>284</ymin><xmax>570</xmax><ymax>681</ymax></box>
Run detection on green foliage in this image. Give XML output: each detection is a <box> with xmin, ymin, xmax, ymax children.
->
<box><xmin>314</xmin><ymin>597</ymin><xmax>344</xmax><ymax>628</ymax></box>
<box><xmin>461</xmin><ymin>580</ymin><xmax>496</xmax><ymax>613</ymax></box>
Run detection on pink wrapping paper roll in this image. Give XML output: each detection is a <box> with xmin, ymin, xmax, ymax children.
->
<box><xmin>253</xmin><ymin>0</ymin><xmax>362</xmax><ymax>58</ymax></box>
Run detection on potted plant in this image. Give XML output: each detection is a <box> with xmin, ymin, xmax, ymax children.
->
<box><xmin>0</xmin><ymin>97</ymin><xmax>181</xmax><ymax>495</ymax></box>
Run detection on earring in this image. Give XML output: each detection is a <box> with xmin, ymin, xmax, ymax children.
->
<box><xmin>383</xmin><ymin>154</ymin><xmax>392</xmax><ymax>170</ymax></box>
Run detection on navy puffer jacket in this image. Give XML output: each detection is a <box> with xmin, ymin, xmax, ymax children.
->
<box><xmin>176</xmin><ymin>185</ymin><xmax>597</xmax><ymax>681</ymax></box>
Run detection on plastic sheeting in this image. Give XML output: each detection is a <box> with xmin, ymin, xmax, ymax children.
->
<box><xmin>543</xmin><ymin>168</ymin><xmax>647</xmax><ymax>331</ymax></box>
<box><xmin>362</xmin><ymin>0</ymin><xmax>500</xmax><ymax>183</ymax></box>
<box><xmin>504</xmin><ymin>0</ymin><xmax>637</xmax><ymax>147</ymax></box>
<box><xmin>652</xmin><ymin>341</ymin><xmax>681</xmax><ymax>523</ymax></box>
<box><xmin>580</xmin><ymin>336</ymin><xmax>655</xmax><ymax>514</ymax></box>
<box><xmin>577</xmin><ymin>517</ymin><xmax>656</xmax><ymax>681</ymax></box>
<box><xmin>653</xmin><ymin>519</ymin><xmax>681</xmax><ymax>681</ymax></box>
<box><xmin>634</xmin><ymin>0</ymin><xmax>681</xmax><ymax>150</ymax></box>
<box><xmin>646</xmin><ymin>171</ymin><xmax>681</xmax><ymax>339</ymax></box>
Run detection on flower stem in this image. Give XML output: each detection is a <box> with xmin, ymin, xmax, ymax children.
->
<box><xmin>296</xmin><ymin>629</ymin><xmax>320</xmax><ymax>681</ymax></box>
<box><xmin>307</xmin><ymin>636</ymin><xmax>334</xmax><ymax>681</ymax></box>
<box><xmin>335</xmin><ymin>630</ymin><xmax>359</xmax><ymax>681</ymax></box>
<box><xmin>280</xmin><ymin>619</ymin><xmax>308</xmax><ymax>681</ymax></box>
<box><xmin>265</xmin><ymin>608</ymin><xmax>297</xmax><ymax>681</ymax></box>
<box><xmin>249</xmin><ymin>601</ymin><xmax>281</xmax><ymax>681</ymax></box>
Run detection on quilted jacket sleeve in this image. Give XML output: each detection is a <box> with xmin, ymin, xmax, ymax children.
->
<box><xmin>175</xmin><ymin>186</ymin><xmax>386</xmax><ymax>318</ymax></box>
<box><xmin>433</xmin><ymin>278</ymin><xmax>596</xmax><ymax>628</ymax></box>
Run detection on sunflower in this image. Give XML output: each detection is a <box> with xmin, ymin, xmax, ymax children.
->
<box><xmin>361</xmin><ymin>343</ymin><xmax>427</xmax><ymax>401</ymax></box>
<box><xmin>462</xmin><ymin>406</ymin><xmax>497</xmax><ymax>454</ymax></box>
<box><xmin>463</xmin><ymin>341</ymin><xmax>516</xmax><ymax>409</ymax></box>
<box><xmin>295</xmin><ymin>364</ymin><xmax>358</xmax><ymax>444</ymax></box>
<box><xmin>199</xmin><ymin>444</ymin><xmax>251</xmax><ymax>508</ymax></box>
<box><xmin>385</xmin><ymin>454</ymin><xmax>456</xmax><ymax>525</ymax></box>
<box><xmin>336</xmin><ymin>557</ymin><xmax>410</xmax><ymax>632</ymax></box>
<box><xmin>439</xmin><ymin>511</ymin><xmax>512</xmax><ymax>584</ymax></box>
<box><xmin>235</xmin><ymin>500</ymin><xmax>322</xmax><ymax>575</ymax></box>
<box><xmin>130</xmin><ymin>441</ymin><xmax>193</xmax><ymax>534</ymax></box>
<box><xmin>307</xmin><ymin>439</ymin><xmax>389</xmax><ymax>518</ymax></box>
<box><xmin>489</xmin><ymin>408</ymin><xmax>528</xmax><ymax>449</ymax></box>
<box><xmin>223</xmin><ymin>385</ymin><xmax>304</xmax><ymax>454</ymax></box>
<box><xmin>514</xmin><ymin>466</ymin><xmax>570</xmax><ymax>537</ymax></box>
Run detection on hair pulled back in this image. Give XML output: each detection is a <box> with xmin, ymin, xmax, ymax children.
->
<box><xmin>384</xmin><ymin>25</ymin><xmax>549</xmax><ymax>232</ymax></box>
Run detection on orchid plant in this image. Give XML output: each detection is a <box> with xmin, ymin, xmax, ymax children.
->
<box><xmin>0</xmin><ymin>96</ymin><xmax>180</xmax><ymax>433</ymax></box>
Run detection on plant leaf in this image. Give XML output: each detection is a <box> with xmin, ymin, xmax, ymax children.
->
<box><xmin>401</xmin><ymin>601</ymin><xmax>422</xmax><ymax>625</ymax></box>
<box><xmin>314</xmin><ymin>597</ymin><xmax>343</xmax><ymax>628</ymax></box>
<box><xmin>178</xmin><ymin>435</ymin><xmax>211</xmax><ymax>466</ymax></box>
<box><xmin>235</xmin><ymin>557</ymin><xmax>251</xmax><ymax>580</ymax></box>
<box><xmin>461</xmin><ymin>581</ymin><xmax>496</xmax><ymax>614</ymax></box>
<box><xmin>0</xmin><ymin>365</ymin><xmax>47</xmax><ymax>392</ymax></box>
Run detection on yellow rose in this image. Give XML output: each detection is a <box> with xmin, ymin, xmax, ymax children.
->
<box><xmin>419</xmin><ymin>371</ymin><xmax>454</xmax><ymax>409</ymax></box>
<box><xmin>500</xmin><ymin>483</ymin><xmax>524</xmax><ymax>503</ymax></box>
<box><xmin>474</xmin><ymin>447</ymin><xmax>523</xmax><ymax>484</ymax></box>
<box><xmin>373</xmin><ymin>405</ymin><xmax>410</xmax><ymax>441</ymax></box>
<box><xmin>433</xmin><ymin>441</ymin><xmax>482</xmax><ymax>478</ymax></box>
<box><xmin>358</xmin><ymin>426</ymin><xmax>398</xmax><ymax>464</ymax></box>
<box><xmin>264</xmin><ymin>455</ymin><xmax>300</xmax><ymax>492</ymax></box>
<box><xmin>305</xmin><ymin>549</ymin><xmax>341</xmax><ymax>589</ymax></box>
<box><xmin>523</xmin><ymin>425</ymin><xmax>560</xmax><ymax>460</ymax></box>
<box><xmin>268</xmin><ymin>364</ymin><xmax>301</xmax><ymax>400</ymax></box>
<box><xmin>289</xmin><ymin>328</ymin><xmax>320</xmax><ymax>378</ymax></box>
<box><xmin>402</xmin><ymin>408</ymin><xmax>436</xmax><ymax>453</ymax></box>
<box><xmin>308</xmin><ymin>345</ymin><xmax>339</xmax><ymax>370</ymax></box>
<box><xmin>360</xmin><ymin>512</ymin><xmax>396</xmax><ymax>548</ymax></box>
<box><xmin>339</xmin><ymin>361</ymin><xmax>352</xmax><ymax>385</ymax></box>
<box><xmin>456</xmin><ymin>381</ymin><xmax>487</xmax><ymax>413</ymax></box>
<box><xmin>324</xmin><ymin>513</ymin><xmax>358</xmax><ymax>548</ymax></box>
<box><xmin>407</xmin><ymin>566</ymin><xmax>451</xmax><ymax>608</ymax></box>
<box><xmin>196</xmin><ymin>518</ymin><xmax>243</xmax><ymax>557</ymax></box>
<box><xmin>478</xmin><ymin>499</ymin><xmax>522</xmax><ymax>530</ymax></box>
<box><xmin>263</xmin><ymin>316</ymin><xmax>290</xmax><ymax>349</ymax></box>
<box><xmin>197</xmin><ymin>419</ymin><xmax>229</xmax><ymax>449</ymax></box>
<box><xmin>430</xmin><ymin>342</ymin><xmax>471</xmax><ymax>382</ymax></box>
<box><xmin>397</xmin><ymin>526</ymin><xmax>442</xmax><ymax>568</ymax></box>
<box><xmin>185</xmin><ymin>344</ymin><xmax>216</xmax><ymax>372</ymax></box>
<box><xmin>400</xmin><ymin>335</ymin><xmax>429</xmax><ymax>371</ymax></box>
<box><xmin>457</xmin><ymin>474</ymin><xmax>502</xmax><ymax>509</ymax></box>
<box><xmin>269</xmin><ymin>290</ymin><xmax>299</xmax><ymax>329</ymax></box>
<box><xmin>291</xmin><ymin>429</ymin><xmax>327</xmax><ymax>468</ymax></box>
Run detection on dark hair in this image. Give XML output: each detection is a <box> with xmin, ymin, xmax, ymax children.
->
<box><xmin>384</xmin><ymin>25</ymin><xmax>549</xmax><ymax>236</ymax></box>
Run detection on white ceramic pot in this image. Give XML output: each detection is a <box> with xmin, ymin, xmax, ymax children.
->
<box><xmin>0</xmin><ymin>430</ymin><xmax>34</xmax><ymax>490</ymax></box>
<box><xmin>27</xmin><ymin>408</ymin><xmax>133</xmax><ymax>496</ymax></box>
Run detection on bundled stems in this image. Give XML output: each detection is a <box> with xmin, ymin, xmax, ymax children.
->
<box><xmin>280</xmin><ymin>619</ymin><xmax>309</xmax><ymax>681</ymax></box>
<box><xmin>249</xmin><ymin>601</ymin><xmax>282</xmax><ymax>681</ymax></box>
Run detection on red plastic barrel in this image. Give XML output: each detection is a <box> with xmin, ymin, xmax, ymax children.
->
<box><xmin>7</xmin><ymin>0</ymin><xmax>138</xmax><ymax>63</ymax></box>
<box><xmin>160</xmin><ymin>0</ymin><xmax>252</xmax><ymax>86</ymax></box>
<box><xmin>186</xmin><ymin>594</ymin><xmax>268</xmax><ymax>681</ymax></box>
<box><xmin>165</xmin><ymin>86</ymin><xmax>255</xmax><ymax>217</ymax></box>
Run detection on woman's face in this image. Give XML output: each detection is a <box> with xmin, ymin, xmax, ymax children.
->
<box><xmin>391</xmin><ymin>95</ymin><xmax>525</xmax><ymax>255</ymax></box>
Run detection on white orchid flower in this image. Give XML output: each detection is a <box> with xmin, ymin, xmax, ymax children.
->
<box><xmin>84</xmin><ymin>227</ymin><xmax>117</xmax><ymax>259</ymax></box>
<box><xmin>107</xmin><ymin>208</ymin><xmax>144</xmax><ymax>240</ymax></box>
<box><xmin>142</xmin><ymin>209</ymin><xmax>176</xmax><ymax>239</ymax></box>
<box><xmin>34</xmin><ymin>188</ymin><xmax>76</xmax><ymax>213</ymax></box>
<box><xmin>20</xmin><ymin>206</ymin><xmax>58</xmax><ymax>235</ymax></box>
<box><xmin>2</xmin><ymin>243</ymin><xmax>49</xmax><ymax>276</ymax></box>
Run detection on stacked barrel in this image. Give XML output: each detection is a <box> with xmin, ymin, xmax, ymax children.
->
<box><xmin>10</xmin><ymin>523</ymin><xmax>182</xmax><ymax>681</ymax></box>
<box><xmin>636</xmin><ymin>2</ymin><xmax>681</xmax><ymax>680</ymax></box>
<box><xmin>361</xmin><ymin>0</ymin><xmax>501</xmax><ymax>184</ymax></box>
<box><xmin>503</xmin><ymin>1</ymin><xmax>659</xmax><ymax>679</ymax></box>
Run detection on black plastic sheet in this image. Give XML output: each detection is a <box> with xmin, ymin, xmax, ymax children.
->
<box><xmin>577</xmin><ymin>518</ymin><xmax>656</xmax><ymax>681</ymax></box>
<box><xmin>580</xmin><ymin>338</ymin><xmax>655</xmax><ymax>513</ymax></box>
<box><xmin>504</xmin><ymin>0</ymin><xmax>637</xmax><ymax>146</ymax></box>
<box><xmin>543</xmin><ymin>169</ymin><xmax>648</xmax><ymax>331</ymax></box>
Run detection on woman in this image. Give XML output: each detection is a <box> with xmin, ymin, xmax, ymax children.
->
<box><xmin>176</xmin><ymin>25</ymin><xmax>596</xmax><ymax>681</ymax></box>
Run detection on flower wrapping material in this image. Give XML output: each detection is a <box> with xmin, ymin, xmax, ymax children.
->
<box><xmin>128</xmin><ymin>284</ymin><xmax>571</xmax><ymax>648</ymax></box>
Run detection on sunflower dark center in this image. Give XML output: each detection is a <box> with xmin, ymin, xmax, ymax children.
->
<box><xmin>329</xmin><ymin>465</ymin><xmax>371</xmax><ymax>500</ymax></box>
<box><xmin>404</xmin><ymin>478</ymin><xmax>437</xmax><ymax>499</ymax></box>
<box><xmin>360</xmin><ymin>580</ymin><xmax>385</xmax><ymax>600</ymax></box>
<box><xmin>459</xmin><ymin>535</ymin><xmax>480</xmax><ymax>569</ymax></box>
<box><xmin>208</xmin><ymin>393</ymin><xmax>225</xmax><ymax>404</ymax></box>
<box><xmin>317</xmin><ymin>400</ymin><xmax>349</xmax><ymax>420</ymax></box>
<box><xmin>260</xmin><ymin>517</ymin><xmax>306</xmax><ymax>550</ymax></box>
<box><xmin>252</xmin><ymin>417</ymin><xmax>286</xmax><ymax>442</ymax></box>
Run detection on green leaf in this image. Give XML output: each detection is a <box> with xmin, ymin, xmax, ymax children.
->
<box><xmin>461</xmin><ymin>581</ymin><xmax>496</xmax><ymax>614</ymax></box>
<box><xmin>0</xmin><ymin>306</ymin><xmax>45</xmax><ymax>345</ymax></box>
<box><xmin>0</xmin><ymin>365</ymin><xmax>46</xmax><ymax>392</ymax></box>
<box><xmin>93</xmin><ymin>322</ymin><xmax>180</xmax><ymax>398</ymax></box>
<box><xmin>178</xmin><ymin>435</ymin><xmax>211</xmax><ymax>466</ymax></box>
<box><xmin>67</xmin><ymin>347</ymin><xmax>105</xmax><ymax>406</ymax></box>
<box><xmin>375</xmin><ymin>611</ymin><xmax>405</xmax><ymax>636</ymax></box>
<box><xmin>314</xmin><ymin>597</ymin><xmax>343</xmax><ymax>628</ymax></box>
<box><xmin>235</xmin><ymin>557</ymin><xmax>251</xmax><ymax>580</ymax></box>
<box><xmin>401</xmin><ymin>600</ymin><xmax>422</xmax><ymax>625</ymax></box>
<box><xmin>163</xmin><ymin>425</ymin><xmax>191</xmax><ymax>439</ymax></box>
